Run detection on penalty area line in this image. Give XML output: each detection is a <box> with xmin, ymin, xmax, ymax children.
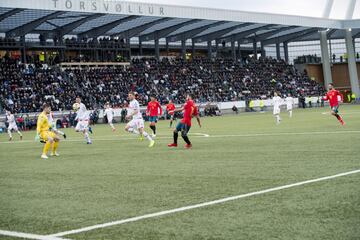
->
<box><xmin>49</xmin><ymin>169</ymin><xmax>360</xmax><ymax>238</ymax></box>
<box><xmin>0</xmin><ymin>229</ymin><xmax>70</xmax><ymax>240</ymax></box>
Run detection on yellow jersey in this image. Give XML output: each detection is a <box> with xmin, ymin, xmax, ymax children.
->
<box><xmin>37</xmin><ymin>112</ymin><xmax>50</xmax><ymax>134</ymax></box>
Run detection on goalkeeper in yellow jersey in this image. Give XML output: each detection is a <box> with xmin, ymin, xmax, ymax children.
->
<box><xmin>36</xmin><ymin>103</ymin><xmax>61</xmax><ymax>159</ymax></box>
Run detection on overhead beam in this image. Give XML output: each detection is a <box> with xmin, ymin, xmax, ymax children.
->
<box><xmin>139</xmin><ymin>19</ymin><xmax>200</xmax><ymax>42</ymax></box>
<box><xmin>6</xmin><ymin>11</ymin><xmax>65</xmax><ymax>37</ymax></box>
<box><xmin>243</xmin><ymin>26</ymin><xmax>297</xmax><ymax>42</ymax></box>
<box><xmin>110</xmin><ymin>18</ymin><xmax>172</xmax><ymax>39</ymax></box>
<box><xmin>327</xmin><ymin>29</ymin><xmax>337</xmax><ymax>39</ymax></box>
<box><xmin>262</xmin><ymin>28</ymin><xmax>321</xmax><ymax>45</ymax></box>
<box><xmin>219</xmin><ymin>24</ymin><xmax>276</xmax><ymax>43</ymax></box>
<box><xmin>54</xmin><ymin>13</ymin><xmax>106</xmax><ymax>37</ymax></box>
<box><xmin>0</xmin><ymin>8</ymin><xmax>24</xmax><ymax>22</ymax></box>
<box><xmin>78</xmin><ymin>15</ymin><xmax>140</xmax><ymax>39</ymax></box>
<box><xmin>193</xmin><ymin>23</ymin><xmax>254</xmax><ymax>43</ymax></box>
<box><xmin>45</xmin><ymin>20</ymin><xmax>60</xmax><ymax>29</ymax></box>
<box><xmin>285</xmin><ymin>28</ymin><xmax>323</xmax><ymax>43</ymax></box>
<box><xmin>166</xmin><ymin>21</ymin><xmax>227</xmax><ymax>42</ymax></box>
<box><xmin>353</xmin><ymin>31</ymin><xmax>360</xmax><ymax>39</ymax></box>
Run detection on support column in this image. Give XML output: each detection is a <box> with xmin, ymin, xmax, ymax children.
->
<box><xmin>345</xmin><ymin>29</ymin><xmax>360</xmax><ymax>96</ymax></box>
<box><xmin>95</xmin><ymin>49</ymin><xmax>99</xmax><ymax>61</ymax></box>
<box><xmin>231</xmin><ymin>41</ymin><xmax>236</xmax><ymax>60</ymax></box>
<box><xmin>59</xmin><ymin>38</ymin><xmax>65</xmax><ymax>62</ymax></box>
<box><xmin>165</xmin><ymin>39</ymin><xmax>169</xmax><ymax>56</ymax></box>
<box><xmin>20</xmin><ymin>35</ymin><xmax>26</xmax><ymax>63</ymax></box>
<box><xmin>320</xmin><ymin>31</ymin><xmax>333</xmax><ymax>90</ymax></box>
<box><xmin>139</xmin><ymin>40</ymin><xmax>143</xmax><ymax>56</ymax></box>
<box><xmin>215</xmin><ymin>40</ymin><xmax>219</xmax><ymax>57</ymax></box>
<box><xmin>276</xmin><ymin>43</ymin><xmax>281</xmax><ymax>60</ymax></box>
<box><xmin>191</xmin><ymin>39</ymin><xmax>195</xmax><ymax>58</ymax></box>
<box><xmin>260</xmin><ymin>42</ymin><xmax>266</xmax><ymax>58</ymax></box>
<box><xmin>283</xmin><ymin>42</ymin><xmax>289</xmax><ymax>63</ymax></box>
<box><xmin>155</xmin><ymin>39</ymin><xmax>160</xmax><ymax>60</ymax></box>
<box><xmin>207</xmin><ymin>40</ymin><xmax>212</xmax><ymax>59</ymax></box>
<box><xmin>127</xmin><ymin>38</ymin><xmax>131</xmax><ymax>59</ymax></box>
<box><xmin>181</xmin><ymin>39</ymin><xmax>186</xmax><ymax>60</ymax></box>
<box><xmin>237</xmin><ymin>41</ymin><xmax>242</xmax><ymax>60</ymax></box>
<box><xmin>253</xmin><ymin>40</ymin><xmax>257</xmax><ymax>59</ymax></box>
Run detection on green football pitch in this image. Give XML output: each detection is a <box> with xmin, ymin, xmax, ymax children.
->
<box><xmin>1</xmin><ymin>105</ymin><xmax>359</xmax><ymax>240</ymax></box>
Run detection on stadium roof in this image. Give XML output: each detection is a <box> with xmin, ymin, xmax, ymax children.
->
<box><xmin>0</xmin><ymin>0</ymin><xmax>359</xmax><ymax>44</ymax></box>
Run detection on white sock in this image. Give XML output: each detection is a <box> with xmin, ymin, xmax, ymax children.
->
<box><xmin>142</xmin><ymin>131</ymin><xmax>153</xmax><ymax>141</ymax></box>
<box><xmin>276</xmin><ymin>115</ymin><xmax>281</xmax><ymax>124</ymax></box>
<box><xmin>289</xmin><ymin>111</ymin><xmax>293</xmax><ymax>118</ymax></box>
<box><xmin>17</xmin><ymin>131</ymin><xmax>22</xmax><ymax>137</ymax></box>
<box><xmin>8</xmin><ymin>129</ymin><xmax>12</xmax><ymax>138</ymax></box>
<box><xmin>84</xmin><ymin>132</ymin><xmax>91</xmax><ymax>142</ymax></box>
<box><xmin>109</xmin><ymin>123</ymin><xmax>115</xmax><ymax>129</ymax></box>
<box><xmin>56</xmin><ymin>130</ymin><xmax>65</xmax><ymax>136</ymax></box>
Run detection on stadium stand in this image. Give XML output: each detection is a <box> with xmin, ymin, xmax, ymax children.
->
<box><xmin>0</xmin><ymin>56</ymin><xmax>324</xmax><ymax>113</ymax></box>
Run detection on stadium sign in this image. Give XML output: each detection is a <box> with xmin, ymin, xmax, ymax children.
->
<box><xmin>0</xmin><ymin>0</ymin><xmax>344</xmax><ymax>28</ymax></box>
<box><xmin>0</xmin><ymin>0</ymin><xmax>166</xmax><ymax>16</ymax></box>
<box><xmin>51</xmin><ymin>0</ymin><xmax>165</xmax><ymax>15</ymax></box>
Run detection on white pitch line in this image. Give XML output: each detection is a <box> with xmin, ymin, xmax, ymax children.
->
<box><xmin>49</xmin><ymin>169</ymin><xmax>360</xmax><ymax>238</ymax></box>
<box><xmin>1</xmin><ymin>130</ymin><xmax>360</xmax><ymax>145</ymax></box>
<box><xmin>207</xmin><ymin>130</ymin><xmax>360</xmax><ymax>138</ymax></box>
<box><xmin>0</xmin><ymin>229</ymin><xmax>70</xmax><ymax>240</ymax></box>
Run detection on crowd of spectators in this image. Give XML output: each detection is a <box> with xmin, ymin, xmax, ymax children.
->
<box><xmin>64</xmin><ymin>37</ymin><xmax>126</xmax><ymax>49</ymax></box>
<box><xmin>0</xmin><ymin>56</ymin><xmax>325</xmax><ymax>114</ymax></box>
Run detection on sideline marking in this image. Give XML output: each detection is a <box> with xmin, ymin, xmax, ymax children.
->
<box><xmin>49</xmin><ymin>169</ymin><xmax>360</xmax><ymax>237</ymax></box>
<box><xmin>0</xmin><ymin>229</ymin><xmax>70</xmax><ymax>240</ymax></box>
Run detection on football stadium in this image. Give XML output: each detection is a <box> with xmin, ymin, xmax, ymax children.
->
<box><xmin>0</xmin><ymin>0</ymin><xmax>360</xmax><ymax>239</ymax></box>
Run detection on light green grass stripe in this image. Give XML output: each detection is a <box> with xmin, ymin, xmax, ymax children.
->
<box><xmin>49</xmin><ymin>169</ymin><xmax>360</xmax><ymax>238</ymax></box>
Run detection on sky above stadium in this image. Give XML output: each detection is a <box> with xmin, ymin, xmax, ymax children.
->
<box><xmin>125</xmin><ymin>0</ymin><xmax>360</xmax><ymax>19</ymax></box>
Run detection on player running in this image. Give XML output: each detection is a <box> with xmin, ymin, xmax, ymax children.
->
<box><xmin>74</xmin><ymin>97</ymin><xmax>92</xmax><ymax>144</ymax></box>
<box><xmin>323</xmin><ymin>83</ymin><xmax>345</xmax><ymax>126</ymax></box>
<box><xmin>125</xmin><ymin>92</ymin><xmax>155</xmax><ymax>148</ymax></box>
<box><xmin>48</xmin><ymin>111</ymin><xmax>66</xmax><ymax>139</ymax></box>
<box><xmin>168</xmin><ymin>94</ymin><xmax>201</xmax><ymax>149</ymax></box>
<box><xmin>5</xmin><ymin>110</ymin><xmax>23</xmax><ymax>141</ymax></box>
<box><xmin>36</xmin><ymin>103</ymin><xmax>60</xmax><ymax>159</ymax></box>
<box><xmin>285</xmin><ymin>94</ymin><xmax>294</xmax><ymax>118</ymax></box>
<box><xmin>146</xmin><ymin>95</ymin><xmax>162</xmax><ymax>138</ymax></box>
<box><xmin>273</xmin><ymin>92</ymin><xmax>283</xmax><ymax>125</ymax></box>
<box><xmin>166</xmin><ymin>100</ymin><xmax>176</xmax><ymax>128</ymax></box>
<box><xmin>104</xmin><ymin>102</ymin><xmax>116</xmax><ymax>132</ymax></box>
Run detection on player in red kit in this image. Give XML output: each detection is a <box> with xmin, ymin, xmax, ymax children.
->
<box><xmin>168</xmin><ymin>94</ymin><xmax>201</xmax><ymax>149</ymax></box>
<box><xmin>166</xmin><ymin>100</ymin><xmax>176</xmax><ymax>127</ymax></box>
<box><xmin>323</xmin><ymin>83</ymin><xmax>345</xmax><ymax>126</ymax></box>
<box><xmin>146</xmin><ymin>95</ymin><xmax>163</xmax><ymax>137</ymax></box>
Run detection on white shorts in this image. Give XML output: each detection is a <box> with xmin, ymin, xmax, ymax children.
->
<box><xmin>107</xmin><ymin>117</ymin><xmax>113</xmax><ymax>124</ymax></box>
<box><xmin>273</xmin><ymin>107</ymin><xmax>281</xmax><ymax>115</ymax></box>
<box><xmin>287</xmin><ymin>107</ymin><xmax>293</xmax><ymax>111</ymax></box>
<box><xmin>8</xmin><ymin>123</ymin><xmax>18</xmax><ymax>131</ymax></box>
<box><xmin>75</xmin><ymin>120</ymin><xmax>89</xmax><ymax>131</ymax></box>
<box><xmin>127</xmin><ymin>119</ymin><xmax>144</xmax><ymax>129</ymax></box>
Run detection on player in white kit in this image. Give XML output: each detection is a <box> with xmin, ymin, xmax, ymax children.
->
<box><xmin>125</xmin><ymin>92</ymin><xmax>155</xmax><ymax>148</ymax></box>
<box><xmin>48</xmin><ymin>112</ymin><xmax>67</xmax><ymax>139</ymax></box>
<box><xmin>74</xmin><ymin>97</ymin><xmax>92</xmax><ymax>144</ymax></box>
<box><xmin>104</xmin><ymin>103</ymin><xmax>116</xmax><ymax>132</ymax></box>
<box><xmin>5</xmin><ymin>110</ymin><xmax>23</xmax><ymax>141</ymax></box>
<box><xmin>272</xmin><ymin>92</ymin><xmax>283</xmax><ymax>125</ymax></box>
<box><xmin>285</xmin><ymin>94</ymin><xmax>294</xmax><ymax>118</ymax></box>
